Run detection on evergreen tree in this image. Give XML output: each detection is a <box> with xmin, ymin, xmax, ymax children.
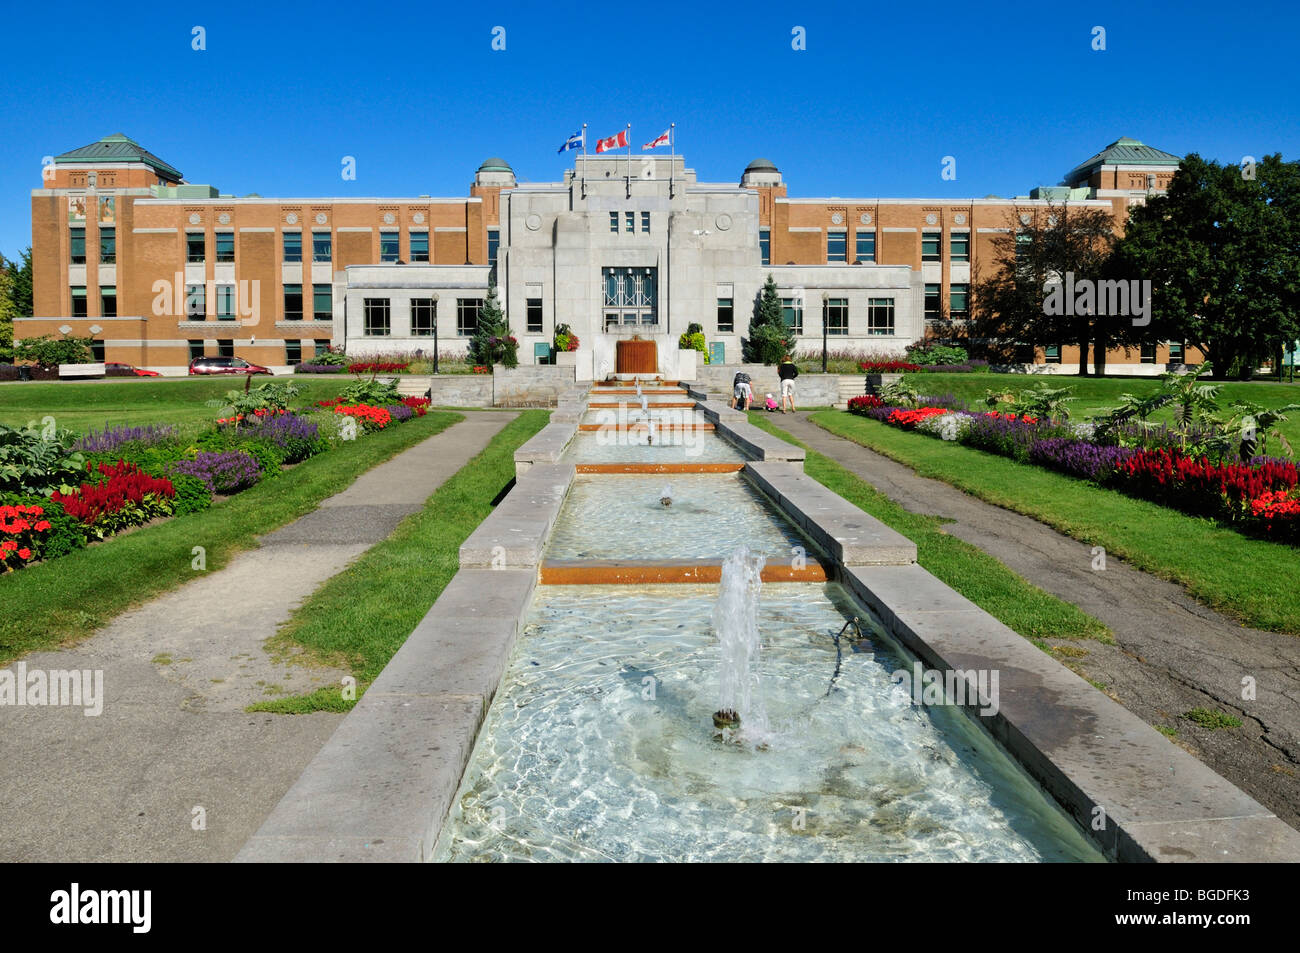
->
<box><xmin>744</xmin><ymin>273</ymin><xmax>795</xmax><ymax>364</ymax></box>
<box><xmin>468</xmin><ymin>280</ymin><xmax>517</xmax><ymax>367</ymax></box>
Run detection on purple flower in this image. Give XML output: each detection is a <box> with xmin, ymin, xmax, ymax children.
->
<box><xmin>384</xmin><ymin>404</ymin><xmax>414</xmax><ymax>423</ymax></box>
<box><xmin>240</xmin><ymin>413</ymin><xmax>321</xmax><ymax>462</ymax></box>
<box><xmin>74</xmin><ymin>424</ymin><xmax>176</xmax><ymax>453</ymax></box>
<box><xmin>169</xmin><ymin>451</ymin><xmax>261</xmax><ymax>495</ymax></box>
<box><xmin>1029</xmin><ymin>438</ymin><xmax>1136</xmax><ymax>482</ymax></box>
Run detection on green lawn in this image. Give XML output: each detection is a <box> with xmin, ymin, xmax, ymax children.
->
<box><xmin>800</xmin><ymin>409</ymin><xmax>1300</xmax><ymax>635</ymax></box>
<box><xmin>744</xmin><ymin>413</ymin><xmax>1111</xmax><ymax>649</ymax></box>
<box><xmin>905</xmin><ymin>372</ymin><xmax>1300</xmax><ymax>450</ymax></box>
<box><xmin>0</xmin><ymin>377</ymin><xmax>363</xmax><ymax>433</ymax></box>
<box><xmin>251</xmin><ymin>410</ymin><xmax>552</xmax><ymax>713</ymax></box>
<box><xmin>0</xmin><ymin>410</ymin><xmax>463</xmax><ymax>660</ymax></box>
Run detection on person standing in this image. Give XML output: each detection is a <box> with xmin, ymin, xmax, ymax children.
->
<box><xmin>778</xmin><ymin>356</ymin><xmax>799</xmax><ymax>413</ymax></box>
<box><xmin>731</xmin><ymin>371</ymin><xmax>752</xmax><ymax>410</ymax></box>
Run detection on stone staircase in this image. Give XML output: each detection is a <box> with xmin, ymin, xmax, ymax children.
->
<box><xmin>395</xmin><ymin>376</ymin><xmax>433</xmax><ymax>398</ymax></box>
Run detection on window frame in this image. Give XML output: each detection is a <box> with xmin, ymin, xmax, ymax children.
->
<box><xmin>949</xmin><ymin>231</ymin><xmax>970</xmax><ymax>262</ymax></box>
<box><xmin>526</xmin><ymin>298</ymin><xmax>543</xmax><ymax>334</ymax></box>
<box><xmin>283</xmin><ymin>283</ymin><xmax>303</xmax><ymax>321</ymax></box>
<box><xmin>949</xmin><ymin>283</ymin><xmax>969</xmax><ymax>320</ymax></box>
<box><xmin>186</xmin><ymin>232</ymin><xmax>206</xmax><ymax>263</ymax></box>
<box><xmin>921</xmin><ymin>230</ymin><xmax>942</xmax><ymax>262</ymax></box>
<box><xmin>411</xmin><ymin>297</ymin><xmax>436</xmax><ymax>336</ymax></box>
<box><xmin>408</xmin><ymin>232</ymin><xmax>428</xmax><ymax>263</ymax></box>
<box><xmin>855</xmin><ymin>230</ymin><xmax>875</xmax><ymax>263</ymax></box>
<box><xmin>826</xmin><ymin>297</ymin><xmax>849</xmax><ymax>335</ymax></box>
<box><xmin>867</xmin><ymin>297</ymin><xmax>895</xmax><ymax>335</ymax></box>
<box><xmin>283</xmin><ymin>232</ymin><xmax>303</xmax><ymax>263</ymax></box>
<box><xmin>780</xmin><ymin>296</ymin><xmax>804</xmax><ymax>336</ymax></box>
<box><xmin>99</xmin><ymin>227</ymin><xmax>116</xmax><ymax>264</ymax></box>
<box><xmin>69</xmin><ymin>227</ymin><xmax>86</xmax><ymax>265</ymax></box>
<box><xmin>716</xmin><ymin>297</ymin><xmax>734</xmax><ymax>333</ymax></box>
<box><xmin>215</xmin><ymin>232</ymin><xmax>235</xmax><ymax>263</ymax></box>
<box><xmin>312</xmin><ymin>231</ymin><xmax>332</xmax><ymax>262</ymax></box>
<box><xmin>457</xmin><ymin>297</ymin><xmax>483</xmax><ymax>337</ymax></box>
<box><xmin>827</xmin><ymin>230</ymin><xmax>847</xmax><ymax>263</ymax></box>
<box><xmin>312</xmin><ymin>285</ymin><xmax>332</xmax><ymax>321</ymax></box>
<box><xmin>363</xmin><ymin>297</ymin><xmax>391</xmax><ymax>336</ymax></box>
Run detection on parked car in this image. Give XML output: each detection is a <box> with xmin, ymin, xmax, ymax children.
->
<box><xmin>188</xmin><ymin>357</ymin><xmax>272</xmax><ymax>376</ymax></box>
<box><xmin>105</xmin><ymin>362</ymin><xmax>160</xmax><ymax>377</ymax></box>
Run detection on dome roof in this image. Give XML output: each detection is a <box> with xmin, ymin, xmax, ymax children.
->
<box><xmin>477</xmin><ymin>157</ymin><xmax>513</xmax><ymax>173</ymax></box>
<box><xmin>743</xmin><ymin>158</ymin><xmax>779</xmax><ymax>174</ymax></box>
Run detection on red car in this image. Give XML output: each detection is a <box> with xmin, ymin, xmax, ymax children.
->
<box><xmin>188</xmin><ymin>356</ymin><xmax>272</xmax><ymax>376</ymax></box>
<box><xmin>105</xmin><ymin>362</ymin><xmax>160</xmax><ymax>377</ymax></box>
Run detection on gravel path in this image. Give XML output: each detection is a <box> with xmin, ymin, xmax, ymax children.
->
<box><xmin>0</xmin><ymin>412</ymin><xmax>515</xmax><ymax>861</ymax></box>
<box><xmin>774</xmin><ymin>410</ymin><xmax>1300</xmax><ymax>829</ymax></box>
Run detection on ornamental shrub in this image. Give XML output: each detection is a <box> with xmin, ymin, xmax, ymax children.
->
<box><xmin>169</xmin><ymin>451</ymin><xmax>262</xmax><ymax>495</ymax></box>
<box><xmin>170</xmin><ymin>474</ymin><xmax>213</xmax><ymax>516</ymax></box>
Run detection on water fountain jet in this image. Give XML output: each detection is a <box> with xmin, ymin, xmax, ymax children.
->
<box><xmin>712</xmin><ymin>546</ymin><xmax>768</xmax><ymax>743</ymax></box>
<box><xmin>659</xmin><ymin>483</ymin><xmax>673</xmax><ymax>507</ymax></box>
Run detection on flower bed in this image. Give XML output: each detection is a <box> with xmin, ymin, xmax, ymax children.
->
<box><xmin>847</xmin><ymin>395</ymin><xmax>884</xmax><ymax>416</ymax></box>
<box><xmin>348</xmin><ymin>362</ymin><xmax>410</xmax><ymax>373</ymax></box>
<box><xmin>51</xmin><ymin>460</ymin><xmax>176</xmax><ymax>538</ymax></box>
<box><xmin>294</xmin><ymin>363</ymin><xmax>347</xmax><ymax>374</ymax></box>
<box><xmin>169</xmin><ymin>451</ymin><xmax>262</xmax><ymax>495</ymax></box>
<box><xmin>861</xmin><ymin>401</ymin><xmax>1300</xmax><ymax>543</ymax></box>
<box><xmin>333</xmin><ymin>403</ymin><xmax>392</xmax><ymax>432</ymax></box>
<box><xmin>73</xmin><ymin>424</ymin><xmax>176</xmax><ymax>454</ymax></box>
<box><xmin>859</xmin><ymin>361</ymin><xmax>922</xmax><ymax>373</ymax></box>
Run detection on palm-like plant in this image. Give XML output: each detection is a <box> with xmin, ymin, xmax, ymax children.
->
<box><xmin>1015</xmin><ymin>384</ymin><xmax>1077</xmax><ymax>421</ymax></box>
<box><xmin>1224</xmin><ymin>401</ymin><xmax>1300</xmax><ymax>460</ymax></box>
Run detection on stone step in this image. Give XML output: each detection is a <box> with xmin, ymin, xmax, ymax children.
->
<box><xmin>396</xmin><ymin>376</ymin><xmax>433</xmax><ymax>397</ymax></box>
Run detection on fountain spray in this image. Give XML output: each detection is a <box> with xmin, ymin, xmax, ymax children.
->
<box><xmin>659</xmin><ymin>483</ymin><xmax>673</xmax><ymax>507</ymax></box>
<box><xmin>712</xmin><ymin>546</ymin><xmax>768</xmax><ymax>742</ymax></box>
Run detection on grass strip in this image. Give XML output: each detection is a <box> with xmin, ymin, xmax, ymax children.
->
<box><xmin>804</xmin><ymin>409</ymin><xmax>1300</xmax><ymax>635</ymax></box>
<box><xmin>746</xmin><ymin>413</ymin><xmax>1111</xmax><ymax>647</ymax></box>
<box><xmin>0</xmin><ymin>411</ymin><xmax>463</xmax><ymax>660</ymax></box>
<box><xmin>250</xmin><ymin>410</ymin><xmax>551</xmax><ymax>714</ymax></box>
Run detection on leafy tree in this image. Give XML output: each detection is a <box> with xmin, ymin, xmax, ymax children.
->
<box><xmin>468</xmin><ymin>281</ymin><xmax>517</xmax><ymax>367</ymax></box>
<box><xmin>0</xmin><ymin>256</ymin><xmax>15</xmax><ymax>362</ymax></box>
<box><xmin>1113</xmin><ymin>153</ymin><xmax>1300</xmax><ymax>380</ymax></box>
<box><xmin>970</xmin><ymin>202</ymin><xmax>1121</xmax><ymax>375</ymax></box>
<box><xmin>744</xmin><ymin>274</ymin><xmax>795</xmax><ymax>364</ymax></box>
<box><xmin>14</xmin><ymin>334</ymin><xmax>94</xmax><ymax>367</ymax></box>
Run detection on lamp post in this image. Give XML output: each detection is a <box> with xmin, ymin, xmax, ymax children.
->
<box><xmin>821</xmin><ymin>292</ymin><xmax>829</xmax><ymax>374</ymax></box>
<box><xmin>431</xmin><ymin>293</ymin><xmax>439</xmax><ymax>375</ymax></box>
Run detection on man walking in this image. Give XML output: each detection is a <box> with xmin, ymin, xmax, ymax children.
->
<box><xmin>778</xmin><ymin>356</ymin><xmax>798</xmax><ymax>413</ymax></box>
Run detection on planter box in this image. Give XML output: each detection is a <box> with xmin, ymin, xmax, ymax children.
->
<box><xmin>555</xmin><ymin>351</ymin><xmax>578</xmax><ymax>367</ymax></box>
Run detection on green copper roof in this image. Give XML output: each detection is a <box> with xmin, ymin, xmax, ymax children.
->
<box><xmin>477</xmin><ymin>157</ymin><xmax>513</xmax><ymax>173</ymax></box>
<box><xmin>1064</xmin><ymin>136</ymin><xmax>1181</xmax><ymax>184</ymax></box>
<box><xmin>55</xmin><ymin>133</ymin><xmax>183</xmax><ymax>181</ymax></box>
<box><xmin>744</xmin><ymin>158</ymin><xmax>779</xmax><ymax>173</ymax></box>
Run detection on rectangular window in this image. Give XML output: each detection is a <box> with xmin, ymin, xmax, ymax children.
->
<box><xmin>950</xmin><ymin>232</ymin><xmax>970</xmax><ymax>262</ymax></box>
<box><xmin>285</xmin><ymin>340</ymin><xmax>302</xmax><ymax>365</ymax></box>
<box><xmin>90</xmin><ymin>340</ymin><xmax>105</xmax><ymax>362</ymax></box>
<box><xmin>186</xmin><ymin>232</ymin><xmax>205</xmax><ymax>263</ymax></box>
<box><xmin>487</xmin><ymin>229</ymin><xmax>500</xmax><ymax>268</ymax></box>
<box><xmin>457</xmin><ymin>298</ymin><xmax>483</xmax><ymax>336</ymax></box>
<box><xmin>867</xmin><ymin>298</ymin><xmax>895</xmax><ymax>335</ymax></box>
<box><xmin>921</xmin><ymin>231</ymin><xmax>942</xmax><ymax>262</ymax></box>
<box><xmin>624</xmin><ymin>212</ymin><xmax>634</xmax><ymax>234</ymax></box>
<box><xmin>1141</xmin><ymin>342</ymin><xmax>1157</xmax><ymax>364</ymax></box>
<box><xmin>1168</xmin><ymin>341</ymin><xmax>1184</xmax><ymax>363</ymax></box>
<box><xmin>760</xmin><ymin>228</ymin><xmax>771</xmax><ymax>266</ymax></box>
<box><xmin>826</xmin><ymin>297</ymin><xmax>848</xmax><ymax>335</ymax></box>
<box><xmin>314</xmin><ymin>339</ymin><xmax>331</xmax><ymax>358</ymax></box>
<box><xmin>216</xmin><ymin>285</ymin><xmax>236</xmax><ymax>320</ymax></box>
<box><xmin>283</xmin><ymin>232</ymin><xmax>302</xmax><ymax>263</ymax></box>
<box><xmin>101</xmin><ymin>287</ymin><xmax>117</xmax><ymax>317</ymax></box>
<box><xmin>313</xmin><ymin>285</ymin><xmax>332</xmax><ymax>321</ymax></box>
<box><xmin>780</xmin><ymin>297</ymin><xmax>803</xmax><ymax>336</ymax></box>
<box><xmin>363</xmin><ymin>297</ymin><xmax>391</xmax><ymax>336</ymax></box>
<box><xmin>70</xmin><ymin>227</ymin><xmax>86</xmax><ymax>264</ymax></box>
<box><xmin>186</xmin><ymin>284</ymin><xmax>206</xmax><ymax>319</ymax></box>
<box><xmin>1015</xmin><ymin>231</ymin><xmax>1032</xmax><ymax>267</ymax></box>
<box><xmin>1045</xmin><ymin>344</ymin><xmax>1061</xmax><ymax>364</ymax></box>
<box><xmin>71</xmin><ymin>286</ymin><xmax>87</xmax><ymax>318</ymax></box>
<box><xmin>949</xmin><ymin>283</ymin><xmax>969</xmax><ymax>319</ymax></box>
<box><xmin>216</xmin><ymin>233</ymin><xmax>234</xmax><ymax>263</ymax></box>
<box><xmin>924</xmin><ymin>283</ymin><xmax>941</xmax><ymax>320</ymax></box>
<box><xmin>717</xmin><ymin>298</ymin><xmax>734</xmax><ymax>333</ymax></box>
<box><xmin>218</xmin><ymin>339</ymin><xmax>234</xmax><ymax>359</ymax></box>
<box><xmin>99</xmin><ymin>227</ymin><xmax>115</xmax><ymax>264</ymax></box>
<box><xmin>526</xmin><ymin>298</ymin><xmax>543</xmax><ymax>334</ymax></box>
<box><xmin>411</xmin><ymin>298</ymin><xmax>436</xmax><ymax>336</ymax></box>
<box><xmin>609</xmin><ymin>212</ymin><xmax>619</xmax><ymax>233</ymax></box>
<box><xmin>855</xmin><ymin>231</ymin><xmax>875</xmax><ymax>262</ymax></box>
<box><xmin>409</xmin><ymin>232</ymin><xmax>428</xmax><ymax>263</ymax></box>
<box><xmin>379</xmin><ymin>231</ymin><xmax>399</xmax><ymax>263</ymax></box>
<box><xmin>312</xmin><ymin>232</ymin><xmax>332</xmax><ymax>262</ymax></box>
<box><xmin>827</xmin><ymin>230</ymin><xmax>847</xmax><ymax>263</ymax></box>
<box><xmin>640</xmin><ymin>211</ymin><xmax>650</xmax><ymax>234</ymax></box>
<box><xmin>283</xmin><ymin>284</ymin><xmax>303</xmax><ymax>321</ymax></box>
<box><xmin>188</xmin><ymin>339</ymin><xmax>205</xmax><ymax>361</ymax></box>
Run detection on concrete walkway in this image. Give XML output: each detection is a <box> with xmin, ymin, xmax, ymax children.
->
<box><xmin>773</xmin><ymin>411</ymin><xmax>1300</xmax><ymax>830</ymax></box>
<box><xmin>0</xmin><ymin>412</ymin><xmax>515</xmax><ymax>862</ymax></box>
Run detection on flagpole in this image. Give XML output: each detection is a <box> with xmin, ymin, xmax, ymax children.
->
<box><xmin>581</xmin><ymin>123</ymin><xmax>587</xmax><ymax>199</ymax></box>
<box><xmin>626</xmin><ymin>123</ymin><xmax>632</xmax><ymax>198</ymax></box>
<box><xmin>669</xmin><ymin>122</ymin><xmax>675</xmax><ymax>198</ymax></box>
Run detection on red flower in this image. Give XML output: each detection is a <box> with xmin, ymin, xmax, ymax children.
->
<box><xmin>34</xmin><ymin>521</ymin><xmax>51</xmax><ymax>531</ymax></box>
<box><xmin>16</xmin><ymin>548</ymin><xmax>30</xmax><ymax>560</ymax></box>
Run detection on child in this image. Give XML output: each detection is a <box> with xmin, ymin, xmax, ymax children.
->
<box><xmin>764</xmin><ymin>393</ymin><xmax>779</xmax><ymax>412</ymax></box>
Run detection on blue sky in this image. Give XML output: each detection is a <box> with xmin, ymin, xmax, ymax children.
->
<box><xmin>1</xmin><ymin>0</ymin><xmax>1296</xmax><ymax>259</ymax></box>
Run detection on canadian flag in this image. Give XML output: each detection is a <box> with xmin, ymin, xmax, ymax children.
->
<box><xmin>642</xmin><ymin>129</ymin><xmax>671</xmax><ymax>150</ymax></box>
<box><xmin>595</xmin><ymin>129</ymin><xmax>629</xmax><ymax>153</ymax></box>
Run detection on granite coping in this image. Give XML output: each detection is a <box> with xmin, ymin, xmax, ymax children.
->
<box><xmin>513</xmin><ymin>419</ymin><xmax>579</xmax><ymax>475</ymax></box>
<box><xmin>840</xmin><ymin>563</ymin><xmax>1300</xmax><ymax>863</ymax></box>
<box><xmin>235</xmin><ymin>569</ymin><xmax>537</xmax><ymax>863</ymax></box>
<box><xmin>459</xmin><ymin>463</ymin><xmax>575</xmax><ymax>568</ymax></box>
<box><xmin>744</xmin><ymin>462</ymin><xmax>916</xmax><ymax>565</ymax></box>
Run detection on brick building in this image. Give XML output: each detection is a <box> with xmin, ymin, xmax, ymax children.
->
<box><xmin>21</xmin><ymin>133</ymin><xmax>1196</xmax><ymax>377</ymax></box>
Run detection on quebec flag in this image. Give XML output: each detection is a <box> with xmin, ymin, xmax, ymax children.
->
<box><xmin>558</xmin><ymin>130</ymin><xmax>583</xmax><ymax>153</ymax></box>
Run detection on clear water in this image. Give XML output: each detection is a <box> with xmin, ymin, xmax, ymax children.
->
<box><xmin>561</xmin><ymin>432</ymin><xmax>748</xmax><ymax>463</ymax></box>
<box><xmin>432</xmin><ymin>583</ymin><xmax>1104</xmax><ymax>863</ymax></box>
<box><xmin>545</xmin><ymin>475</ymin><xmax>807</xmax><ymax>561</ymax></box>
<box><xmin>582</xmin><ymin>407</ymin><xmax>712</xmax><ymax>426</ymax></box>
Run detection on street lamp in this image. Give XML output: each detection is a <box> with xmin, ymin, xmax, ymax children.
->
<box><xmin>431</xmin><ymin>293</ymin><xmax>439</xmax><ymax>374</ymax></box>
<box><xmin>821</xmin><ymin>292</ymin><xmax>829</xmax><ymax>374</ymax></box>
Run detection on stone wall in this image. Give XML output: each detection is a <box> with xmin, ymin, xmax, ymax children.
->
<box><xmin>493</xmin><ymin>364</ymin><xmax>577</xmax><ymax>406</ymax></box>
<box><xmin>690</xmin><ymin>363</ymin><xmax>839</xmax><ymax>406</ymax></box>
<box><xmin>424</xmin><ymin>374</ymin><xmax>493</xmax><ymax>406</ymax></box>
